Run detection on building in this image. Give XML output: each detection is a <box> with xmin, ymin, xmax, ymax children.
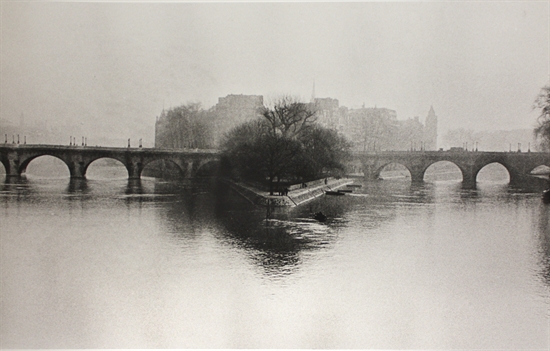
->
<box><xmin>344</xmin><ymin>107</ymin><xmax>398</xmax><ymax>151</ymax></box>
<box><xmin>395</xmin><ymin>116</ymin><xmax>425</xmax><ymax>151</ymax></box>
<box><xmin>309</xmin><ymin>98</ymin><xmax>349</xmax><ymax>133</ymax></box>
<box><xmin>336</xmin><ymin>105</ymin><xmax>437</xmax><ymax>152</ymax></box>
<box><xmin>423</xmin><ymin>106</ymin><xmax>438</xmax><ymax>151</ymax></box>
<box><xmin>155</xmin><ymin>94</ymin><xmax>264</xmax><ymax>149</ymax></box>
<box><xmin>154</xmin><ymin>109</ymin><xmax>168</xmax><ymax>148</ymax></box>
<box><xmin>154</xmin><ymin>92</ymin><xmax>438</xmax><ymax>154</ymax></box>
<box><xmin>210</xmin><ymin>94</ymin><xmax>264</xmax><ymax>145</ymax></box>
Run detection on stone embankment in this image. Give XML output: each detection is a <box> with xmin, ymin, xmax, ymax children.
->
<box><xmin>224</xmin><ymin>177</ymin><xmax>355</xmax><ymax>207</ymax></box>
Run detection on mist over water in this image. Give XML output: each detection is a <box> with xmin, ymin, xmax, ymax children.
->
<box><xmin>1</xmin><ymin>165</ymin><xmax>549</xmax><ymax>348</ymax></box>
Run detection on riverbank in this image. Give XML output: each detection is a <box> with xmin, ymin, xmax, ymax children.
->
<box><xmin>223</xmin><ymin>177</ymin><xmax>356</xmax><ymax>207</ymax></box>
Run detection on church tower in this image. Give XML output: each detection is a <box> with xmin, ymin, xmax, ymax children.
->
<box><xmin>424</xmin><ymin>106</ymin><xmax>438</xmax><ymax>151</ymax></box>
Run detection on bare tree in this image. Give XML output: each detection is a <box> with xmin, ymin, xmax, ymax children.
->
<box><xmin>351</xmin><ymin>108</ymin><xmax>397</xmax><ymax>152</ymax></box>
<box><xmin>534</xmin><ymin>85</ymin><xmax>550</xmax><ymax>151</ymax></box>
<box><xmin>260</xmin><ymin>96</ymin><xmax>317</xmax><ymax>139</ymax></box>
<box><xmin>221</xmin><ymin>96</ymin><xmax>351</xmax><ymax>195</ymax></box>
<box><xmin>157</xmin><ymin>103</ymin><xmax>214</xmax><ymax>149</ymax></box>
<box><xmin>221</xmin><ymin>119</ymin><xmax>302</xmax><ymax>195</ymax></box>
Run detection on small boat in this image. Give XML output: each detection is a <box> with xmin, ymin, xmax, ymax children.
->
<box><xmin>337</xmin><ymin>189</ymin><xmax>353</xmax><ymax>193</ymax></box>
<box><xmin>313</xmin><ymin>212</ymin><xmax>327</xmax><ymax>222</ymax></box>
<box><xmin>325</xmin><ymin>190</ymin><xmax>345</xmax><ymax>196</ymax></box>
<box><xmin>542</xmin><ymin>189</ymin><xmax>550</xmax><ymax>203</ymax></box>
<box><xmin>346</xmin><ymin>184</ymin><xmax>362</xmax><ymax>188</ymax></box>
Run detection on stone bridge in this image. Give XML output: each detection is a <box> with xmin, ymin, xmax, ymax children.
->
<box><xmin>353</xmin><ymin>150</ymin><xmax>550</xmax><ymax>187</ymax></box>
<box><xmin>0</xmin><ymin>144</ymin><xmax>220</xmax><ymax>179</ymax></box>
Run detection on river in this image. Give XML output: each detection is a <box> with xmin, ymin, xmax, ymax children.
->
<box><xmin>1</xmin><ymin>164</ymin><xmax>549</xmax><ymax>348</ymax></box>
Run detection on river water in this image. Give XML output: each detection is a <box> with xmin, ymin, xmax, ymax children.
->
<box><xmin>1</xmin><ymin>165</ymin><xmax>549</xmax><ymax>348</ymax></box>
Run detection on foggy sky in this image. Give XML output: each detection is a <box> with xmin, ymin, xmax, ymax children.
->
<box><xmin>1</xmin><ymin>2</ymin><xmax>548</xmax><ymax>144</ymax></box>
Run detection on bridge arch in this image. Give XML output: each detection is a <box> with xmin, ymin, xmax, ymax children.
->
<box><xmin>84</xmin><ymin>157</ymin><xmax>129</xmax><ymax>179</ymax></box>
<box><xmin>19</xmin><ymin>154</ymin><xmax>71</xmax><ymax>178</ymax></box>
<box><xmin>354</xmin><ymin>151</ymin><xmax>550</xmax><ymax>188</ymax></box>
<box><xmin>473</xmin><ymin>161</ymin><xmax>512</xmax><ymax>184</ymax></box>
<box><xmin>82</xmin><ymin>156</ymin><xmax>129</xmax><ymax>179</ymax></box>
<box><xmin>374</xmin><ymin>162</ymin><xmax>412</xmax><ymax>180</ymax></box>
<box><xmin>530</xmin><ymin>165</ymin><xmax>550</xmax><ymax>175</ymax></box>
<box><xmin>195</xmin><ymin>159</ymin><xmax>221</xmax><ymax>177</ymax></box>
<box><xmin>0</xmin><ymin>145</ymin><xmax>221</xmax><ymax>180</ymax></box>
<box><xmin>142</xmin><ymin>158</ymin><xmax>187</xmax><ymax>178</ymax></box>
<box><xmin>423</xmin><ymin>160</ymin><xmax>463</xmax><ymax>182</ymax></box>
<box><xmin>0</xmin><ymin>159</ymin><xmax>6</xmax><ymax>178</ymax></box>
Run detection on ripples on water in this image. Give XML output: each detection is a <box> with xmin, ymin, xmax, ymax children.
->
<box><xmin>1</xmin><ymin>169</ymin><xmax>549</xmax><ymax>348</ymax></box>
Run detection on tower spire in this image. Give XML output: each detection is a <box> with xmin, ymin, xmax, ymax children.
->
<box><xmin>424</xmin><ymin>105</ymin><xmax>438</xmax><ymax>151</ymax></box>
<box><xmin>311</xmin><ymin>80</ymin><xmax>316</xmax><ymax>103</ymax></box>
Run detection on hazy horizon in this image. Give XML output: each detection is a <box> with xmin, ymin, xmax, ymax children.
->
<box><xmin>1</xmin><ymin>1</ymin><xmax>549</xmax><ymax>144</ymax></box>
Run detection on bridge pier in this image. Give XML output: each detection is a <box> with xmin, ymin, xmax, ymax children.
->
<box><xmin>126</xmin><ymin>161</ymin><xmax>143</xmax><ymax>179</ymax></box>
<box><xmin>353</xmin><ymin>151</ymin><xmax>550</xmax><ymax>189</ymax></box>
<box><xmin>508</xmin><ymin>173</ymin><xmax>535</xmax><ymax>187</ymax></box>
<box><xmin>4</xmin><ymin>159</ymin><xmax>22</xmax><ymax>177</ymax></box>
<box><xmin>409</xmin><ymin>165</ymin><xmax>425</xmax><ymax>183</ymax></box>
<box><xmin>461</xmin><ymin>174</ymin><xmax>477</xmax><ymax>189</ymax></box>
<box><xmin>184</xmin><ymin>160</ymin><xmax>195</xmax><ymax>179</ymax></box>
<box><xmin>362</xmin><ymin>164</ymin><xmax>379</xmax><ymax>181</ymax></box>
<box><xmin>68</xmin><ymin>161</ymin><xmax>86</xmax><ymax>178</ymax></box>
<box><xmin>456</xmin><ymin>164</ymin><xmax>476</xmax><ymax>189</ymax></box>
<box><xmin>507</xmin><ymin>169</ymin><xmax>525</xmax><ymax>186</ymax></box>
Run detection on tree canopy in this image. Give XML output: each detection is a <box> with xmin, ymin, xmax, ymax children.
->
<box><xmin>355</xmin><ymin>108</ymin><xmax>398</xmax><ymax>152</ymax></box>
<box><xmin>260</xmin><ymin>96</ymin><xmax>317</xmax><ymax>138</ymax></box>
<box><xmin>220</xmin><ymin>97</ymin><xmax>351</xmax><ymax>194</ymax></box>
<box><xmin>156</xmin><ymin>103</ymin><xmax>215</xmax><ymax>149</ymax></box>
<box><xmin>534</xmin><ymin>85</ymin><xmax>550</xmax><ymax>151</ymax></box>
<box><xmin>294</xmin><ymin>125</ymin><xmax>352</xmax><ymax>180</ymax></box>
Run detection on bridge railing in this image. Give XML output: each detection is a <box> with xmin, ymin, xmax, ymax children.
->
<box><xmin>0</xmin><ymin>144</ymin><xmax>220</xmax><ymax>154</ymax></box>
<box><xmin>351</xmin><ymin>150</ymin><xmax>549</xmax><ymax>157</ymax></box>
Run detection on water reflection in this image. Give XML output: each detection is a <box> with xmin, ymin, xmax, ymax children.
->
<box><xmin>216</xmin><ymin>208</ymin><xmax>306</xmax><ymax>277</ymax></box>
<box><xmin>458</xmin><ymin>187</ymin><xmax>480</xmax><ymax>201</ymax></box>
<box><xmin>513</xmin><ymin>175</ymin><xmax>549</xmax><ymax>193</ymax></box>
<box><xmin>536</xmin><ymin>201</ymin><xmax>550</xmax><ymax>286</ymax></box>
<box><xmin>148</xmin><ymin>181</ymin><xmax>344</xmax><ymax>278</ymax></box>
<box><xmin>4</xmin><ymin>175</ymin><xmax>550</xmax><ymax>285</ymax></box>
<box><xmin>66</xmin><ymin>178</ymin><xmax>89</xmax><ymax>194</ymax></box>
<box><xmin>1</xmin><ymin>176</ymin><xmax>32</xmax><ymax>197</ymax></box>
<box><xmin>213</xmin><ymin>182</ymin><xmax>326</xmax><ymax>277</ymax></box>
<box><xmin>125</xmin><ymin>179</ymin><xmax>143</xmax><ymax>195</ymax></box>
<box><xmin>153</xmin><ymin>180</ymin><xmax>218</xmax><ymax>242</ymax></box>
<box><xmin>2</xmin><ymin>173</ymin><xmax>550</xmax><ymax>348</ymax></box>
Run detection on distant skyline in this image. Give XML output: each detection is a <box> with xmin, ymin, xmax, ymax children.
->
<box><xmin>1</xmin><ymin>1</ymin><xmax>549</xmax><ymax>143</ymax></box>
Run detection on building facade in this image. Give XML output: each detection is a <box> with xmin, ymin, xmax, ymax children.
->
<box><xmin>423</xmin><ymin>106</ymin><xmax>438</xmax><ymax>151</ymax></box>
<box><xmin>209</xmin><ymin>94</ymin><xmax>264</xmax><ymax>145</ymax></box>
<box><xmin>310</xmin><ymin>98</ymin><xmax>346</xmax><ymax>131</ymax></box>
<box><xmin>155</xmin><ymin>94</ymin><xmax>264</xmax><ymax>149</ymax></box>
<box><xmin>154</xmin><ymin>93</ymin><xmax>438</xmax><ymax>153</ymax></box>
